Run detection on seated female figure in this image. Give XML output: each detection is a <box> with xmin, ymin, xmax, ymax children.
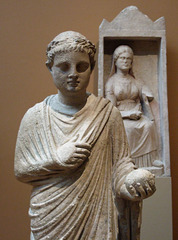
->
<box><xmin>105</xmin><ymin>45</ymin><xmax>158</xmax><ymax>168</ymax></box>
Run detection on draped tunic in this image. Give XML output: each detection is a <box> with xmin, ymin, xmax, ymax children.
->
<box><xmin>15</xmin><ymin>94</ymin><xmax>135</xmax><ymax>240</ymax></box>
<box><xmin>105</xmin><ymin>76</ymin><xmax>158</xmax><ymax>166</ymax></box>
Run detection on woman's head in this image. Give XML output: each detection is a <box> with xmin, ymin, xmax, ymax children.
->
<box><xmin>46</xmin><ymin>31</ymin><xmax>96</xmax><ymax>71</ymax></box>
<box><xmin>113</xmin><ymin>45</ymin><xmax>133</xmax><ymax>63</ymax></box>
<box><xmin>109</xmin><ymin>45</ymin><xmax>135</xmax><ymax>78</ymax></box>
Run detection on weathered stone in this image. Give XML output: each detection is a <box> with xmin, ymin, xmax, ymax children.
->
<box><xmin>105</xmin><ymin>45</ymin><xmax>160</xmax><ymax>173</ymax></box>
<box><xmin>98</xmin><ymin>6</ymin><xmax>170</xmax><ymax>176</ymax></box>
<box><xmin>15</xmin><ymin>30</ymin><xmax>156</xmax><ymax>240</ymax></box>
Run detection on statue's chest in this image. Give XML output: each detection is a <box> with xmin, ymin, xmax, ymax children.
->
<box><xmin>114</xmin><ymin>81</ymin><xmax>139</xmax><ymax>101</ymax></box>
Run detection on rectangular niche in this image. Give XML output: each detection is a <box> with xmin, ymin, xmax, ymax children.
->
<box><xmin>98</xmin><ymin>7</ymin><xmax>170</xmax><ymax>176</ymax></box>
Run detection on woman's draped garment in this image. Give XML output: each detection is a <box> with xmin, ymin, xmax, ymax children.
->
<box><xmin>15</xmin><ymin>94</ymin><xmax>135</xmax><ymax>240</ymax></box>
<box><xmin>106</xmin><ymin>78</ymin><xmax>158</xmax><ymax>167</ymax></box>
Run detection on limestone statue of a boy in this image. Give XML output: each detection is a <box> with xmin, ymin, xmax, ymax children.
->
<box><xmin>15</xmin><ymin>31</ymin><xmax>156</xmax><ymax>240</ymax></box>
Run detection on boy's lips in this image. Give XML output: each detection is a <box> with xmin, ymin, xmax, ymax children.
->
<box><xmin>67</xmin><ymin>80</ymin><xmax>80</xmax><ymax>87</ymax></box>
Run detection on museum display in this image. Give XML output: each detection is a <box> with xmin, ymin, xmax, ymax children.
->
<box><xmin>105</xmin><ymin>45</ymin><xmax>159</xmax><ymax>169</ymax></box>
<box><xmin>98</xmin><ymin>6</ymin><xmax>170</xmax><ymax>176</ymax></box>
<box><xmin>15</xmin><ymin>31</ymin><xmax>156</xmax><ymax>240</ymax></box>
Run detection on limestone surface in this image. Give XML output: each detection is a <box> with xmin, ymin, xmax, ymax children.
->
<box><xmin>105</xmin><ymin>45</ymin><xmax>161</xmax><ymax>173</ymax></box>
<box><xmin>15</xmin><ymin>30</ymin><xmax>156</xmax><ymax>240</ymax></box>
<box><xmin>98</xmin><ymin>6</ymin><xmax>170</xmax><ymax>176</ymax></box>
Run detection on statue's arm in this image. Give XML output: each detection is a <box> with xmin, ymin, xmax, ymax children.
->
<box><xmin>14</xmin><ymin>106</ymin><xmax>91</xmax><ymax>184</ymax></box>
<box><xmin>120</xmin><ymin>109</ymin><xmax>142</xmax><ymax>120</ymax></box>
<box><xmin>111</xmin><ymin>109</ymin><xmax>136</xmax><ymax>196</ymax></box>
<box><xmin>141</xmin><ymin>85</ymin><xmax>154</xmax><ymax>121</ymax></box>
<box><xmin>142</xmin><ymin>85</ymin><xmax>154</xmax><ymax>102</ymax></box>
<box><xmin>111</xmin><ymin>109</ymin><xmax>156</xmax><ymax>201</ymax></box>
<box><xmin>14</xmin><ymin>108</ymin><xmax>61</xmax><ymax>184</ymax></box>
<box><xmin>105</xmin><ymin>78</ymin><xmax>142</xmax><ymax>120</ymax></box>
<box><xmin>105</xmin><ymin>79</ymin><xmax>116</xmax><ymax>106</ymax></box>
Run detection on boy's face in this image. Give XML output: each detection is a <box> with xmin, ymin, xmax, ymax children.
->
<box><xmin>51</xmin><ymin>51</ymin><xmax>91</xmax><ymax>95</ymax></box>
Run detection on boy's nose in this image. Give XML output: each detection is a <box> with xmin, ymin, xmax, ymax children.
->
<box><xmin>68</xmin><ymin>73</ymin><xmax>78</xmax><ymax>80</ymax></box>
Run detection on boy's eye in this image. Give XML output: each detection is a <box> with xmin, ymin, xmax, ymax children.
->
<box><xmin>57</xmin><ymin>62</ymin><xmax>70</xmax><ymax>72</ymax></box>
<box><xmin>76</xmin><ymin>62</ymin><xmax>89</xmax><ymax>73</ymax></box>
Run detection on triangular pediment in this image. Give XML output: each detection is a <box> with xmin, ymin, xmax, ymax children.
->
<box><xmin>100</xmin><ymin>6</ymin><xmax>165</xmax><ymax>31</ymax></box>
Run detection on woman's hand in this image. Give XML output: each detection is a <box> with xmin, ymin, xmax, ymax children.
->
<box><xmin>121</xmin><ymin>110</ymin><xmax>142</xmax><ymax>120</ymax></box>
<box><xmin>129</xmin><ymin>110</ymin><xmax>142</xmax><ymax>120</ymax></box>
<box><xmin>57</xmin><ymin>140</ymin><xmax>91</xmax><ymax>167</ymax></box>
<box><xmin>119</xmin><ymin>169</ymin><xmax>156</xmax><ymax>201</ymax></box>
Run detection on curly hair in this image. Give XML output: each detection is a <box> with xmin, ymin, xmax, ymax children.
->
<box><xmin>46</xmin><ymin>31</ymin><xmax>96</xmax><ymax>71</ymax></box>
